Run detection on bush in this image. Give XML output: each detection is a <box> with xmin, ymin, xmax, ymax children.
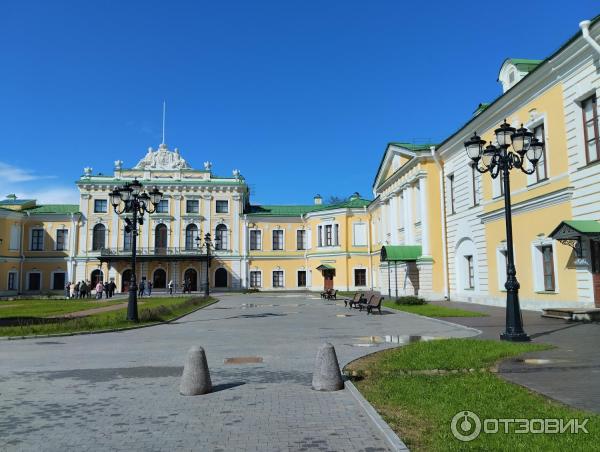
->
<box><xmin>393</xmin><ymin>296</ymin><xmax>427</xmax><ymax>305</ymax></box>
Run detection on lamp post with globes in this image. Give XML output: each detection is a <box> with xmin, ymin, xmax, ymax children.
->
<box><xmin>109</xmin><ymin>179</ymin><xmax>163</xmax><ymax>322</ymax></box>
<box><xmin>464</xmin><ymin>120</ymin><xmax>545</xmax><ymax>342</ymax></box>
<box><xmin>195</xmin><ymin>232</ymin><xmax>220</xmax><ymax>297</ymax></box>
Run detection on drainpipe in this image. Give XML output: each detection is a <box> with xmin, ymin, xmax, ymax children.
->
<box><xmin>431</xmin><ymin>146</ymin><xmax>450</xmax><ymax>300</ymax></box>
<box><xmin>580</xmin><ymin>20</ymin><xmax>600</xmax><ymax>56</ymax></box>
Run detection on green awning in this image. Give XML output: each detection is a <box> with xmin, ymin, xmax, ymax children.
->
<box><xmin>316</xmin><ymin>264</ymin><xmax>335</xmax><ymax>271</ymax></box>
<box><xmin>381</xmin><ymin>245</ymin><xmax>422</xmax><ymax>262</ymax></box>
<box><xmin>549</xmin><ymin>220</ymin><xmax>600</xmax><ymax>240</ymax></box>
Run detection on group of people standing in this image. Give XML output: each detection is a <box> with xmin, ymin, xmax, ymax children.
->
<box><xmin>64</xmin><ymin>280</ymin><xmax>117</xmax><ymax>300</ymax></box>
<box><xmin>137</xmin><ymin>279</ymin><xmax>153</xmax><ymax>297</ymax></box>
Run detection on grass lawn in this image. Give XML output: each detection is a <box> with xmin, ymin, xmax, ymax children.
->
<box><xmin>346</xmin><ymin>339</ymin><xmax>599</xmax><ymax>451</ymax></box>
<box><xmin>0</xmin><ymin>299</ymin><xmax>123</xmax><ymax>318</ymax></box>
<box><xmin>383</xmin><ymin>300</ymin><xmax>486</xmax><ymax>317</ymax></box>
<box><xmin>0</xmin><ymin>296</ymin><xmax>216</xmax><ymax>337</ymax></box>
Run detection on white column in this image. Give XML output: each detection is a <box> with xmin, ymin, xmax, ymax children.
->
<box><xmin>80</xmin><ymin>194</ymin><xmax>90</xmax><ymax>253</ymax></box>
<box><xmin>389</xmin><ymin>194</ymin><xmax>398</xmax><ymax>244</ymax></box>
<box><xmin>381</xmin><ymin>199</ymin><xmax>390</xmax><ymax>244</ymax></box>
<box><xmin>233</xmin><ymin>193</ymin><xmax>241</xmax><ymax>254</ymax></box>
<box><xmin>404</xmin><ymin>185</ymin><xmax>414</xmax><ymax>244</ymax></box>
<box><xmin>203</xmin><ymin>193</ymin><xmax>212</xmax><ymax>236</ymax></box>
<box><xmin>111</xmin><ymin>207</ymin><xmax>118</xmax><ymax>248</ymax></box>
<box><xmin>418</xmin><ymin>176</ymin><xmax>430</xmax><ymax>256</ymax></box>
<box><xmin>173</xmin><ymin>195</ymin><xmax>181</xmax><ymax>248</ymax></box>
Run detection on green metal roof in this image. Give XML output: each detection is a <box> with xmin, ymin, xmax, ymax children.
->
<box><xmin>0</xmin><ymin>198</ymin><xmax>35</xmax><ymax>206</ymax></box>
<box><xmin>473</xmin><ymin>103</ymin><xmax>491</xmax><ymax>115</ymax></box>
<box><xmin>549</xmin><ymin>220</ymin><xmax>600</xmax><ymax>239</ymax></box>
<box><xmin>26</xmin><ymin>204</ymin><xmax>80</xmax><ymax>214</ymax></box>
<box><xmin>388</xmin><ymin>142</ymin><xmax>437</xmax><ymax>152</ymax></box>
<box><xmin>246</xmin><ymin>197</ymin><xmax>371</xmax><ymax>217</ymax></box>
<box><xmin>316</xmin><ymin>264</ymin><xmax>335</xmax><ymax>270</ymax></box>
<box><xmin>508</xmin><ymin>58</ymin><xmax>543</xmax><ymax>72</ymax></box>
<box><xmin>381</xmin><ymin>245</ymin><xmax>422</xmax><ymax>262</ymax></box>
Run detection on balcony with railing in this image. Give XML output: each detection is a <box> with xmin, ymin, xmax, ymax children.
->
<box><xmin>98</xmin><ymin>247</ymin><xmax>210</xmax><ymax>261</ymax></box>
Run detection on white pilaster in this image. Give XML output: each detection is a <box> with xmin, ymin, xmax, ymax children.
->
<box><xmin>173</xmin><ymin>195</ymin><xmax>181</xmax><ymax>248</ymax></box>
<box><xmin>418</xmin><ymin>176</ymin><xmax>430</xmax><ymax>256</ymax></box>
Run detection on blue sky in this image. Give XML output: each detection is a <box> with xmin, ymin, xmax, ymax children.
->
<box><xmin>1</xmin><ymin>1</ymin><xmax>598</xmax><ymax>205</ymax></box>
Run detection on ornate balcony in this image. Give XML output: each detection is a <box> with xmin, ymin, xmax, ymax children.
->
<box><xmin>98</xmin><ymin>247</ymin><xmax>210</xmax><ymax>262</ymax></box>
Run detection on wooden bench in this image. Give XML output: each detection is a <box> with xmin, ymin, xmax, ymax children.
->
<box><xmin>366</xmin><ymin>295</ymin><xmax>384</xmax><ymax>315</ymax></box>
<box><xmin>343</xmin><ymin>292</ymin><xmax>363</xmax><ymax>308</ymax></box>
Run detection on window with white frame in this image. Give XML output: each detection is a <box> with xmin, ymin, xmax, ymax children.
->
<box><xmin>249</xmin><ymin>271</ymin><xmax>262</xmax><ymax>288</ymax></box>
<box><xmin>215</xmin><ymin>224</ymin><xmax>228</xmax><ymax>250</ymax></box>
<box><xmin>56</xmin><ymin>229</ymin><xmax>68</xmax><ymax>251</ymax></box>
<box><xmin>272</xmin><ymin>270</ymin><xmax>284</xmax><ymax>288</ymax></box>
<box><xmin>497</xmin><ymin>247</ymin><xmax>508</xmax><ymax>291</ymax></box>
<box><xmin>297</xmin><ymin>270</ymin><xmax>306</xmax><ymax>287</ymax></box>
<box><xmin>216</xmin><ymin>200</ymin><xmax>229</xmax><ymax>213</ymax></box>
<box><xmin>249</xmin><ymin>230</ymin><xmax>262</xmax><ymax>250</ymax></box>
<box><xmin>28</xmin><ymin>272</ymin><xmax>41</xmax><ymax>291</ymax></box>
<box><xmin>155</xmin><ymin>199</ymin><xmax>169</xmax><ymax>213</ymax></box>
<box><xmin>9</xmin><ymin>224</ymin><xmax>20</xmax><ymax>250</ymax></box>
<box><xmin>353</xmin><ymin>223</ymin><xmax>367</xmax><ymax>246</ymax></box>
<box><xmin>31</xmin><ymin>229</ymin><xmax>44</xmax><ymax>251</ymax></box>
<box><xmin>582</xmin><ymin>95</ymin><xmax>599</xmax><ymax>164</ymax></box>
<box><xmin>186</xmin><ymin>200</ymin><xmax>199</xmax><ymax>214</ymax></box>
<box><xmin>354</xmin><ymin>268</ymin><xmax>366</xmax><ymax>287</ymax></box>
<box><xmin>533</xmin><ymin>124</ymin><xmax>548</xmax><ymax>182</ymax></box>
<box><xmin>541</xmin><ymin>245</ymin><xmax>555</xmax><ymax>291</ymax></box>
<box><xmin>334</xmin><ymin>224</ymin><xmax>339</xmax><ymax>245</ymax></box>
<box><xmin>296</xmin><ymin>230</ymin><xmax>306</xmax><ymax>250</ymax></box>
<box><xmin>8</xmin><ymin>272</ymin><xmax>17</xmax><ymax>290</ymax></box>
<box><xmin>272</xmin><ymin>230</ymin><xmax>284</xmax><ymax>250</ymax></box>
<box><xmin>318</xmin><ymin>226</ymin><xmax>323</xmax><ymax>247</ymax></box>
<box><xmin>325</xmin><ymin>225</ymin><xmax>333</xmax><ymax>246</ymax></box>
<box><xmin>94</xmin><ymin>199</ymin><xmax>107</xmax><ymax>213</ymax></box>
<box><xmin>465</xmin><ymin>255</ymin><xmax>474</xmax><ymax>289</ymax></box>
<box><xmin>532</xmin><ymin>241</ymin><xmax>556</xmax><ymax>292</ymax></box>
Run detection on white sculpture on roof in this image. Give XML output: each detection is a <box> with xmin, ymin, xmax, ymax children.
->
<box><xmin>134</xmin><ymin>143</ymin><xmax>192</xmax><ymax>170</ymax></box>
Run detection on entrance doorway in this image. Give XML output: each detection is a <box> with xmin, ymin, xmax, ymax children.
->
<box><xmin>322</xmin><ymin>269</ymin><xmax>335</xmax><ymax>290</ymax></box>
<box><xmin>122</xmin><ymin>269</ymin><xmax>132</xmax><ymax>293</ymax></box>
<box><xmin>153</xmin><ymin>268</ymin><xmax>167</xmax><ymax>289</ymax></box>
<box><xmin>91</xmin><ymin>269</ymin><xmax>104</xmax><ymax>285</ymax></box>
<box><xmin>184</xmin><ymin>268</ymin><xmax>198</xmax><ymax>291</ymax></box>
<box><xmin>591</xmin><ymin>240</ymin><xmax>600</xmax><ymax>307</ymax></box>
<box><xmin>215</xmin><ymin>268</ymin><xmax>228</xmax><ymax>288</ymax></box>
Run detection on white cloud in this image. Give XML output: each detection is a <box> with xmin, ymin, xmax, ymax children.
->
<box><xmin>0</xmin><ymin>161</ymin><xmax>78</xmax><ymax>205</ymax></box>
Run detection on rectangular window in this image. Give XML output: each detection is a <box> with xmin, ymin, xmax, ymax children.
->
<box><xmin>52</xmin><ymin>272</ymin><xmax>66</xmax><ymax>291</ymax></box>
<box><xmin>471</xmin><ymin>164</ymin><xmax>479</xmax><ymax>206</ymax></box>
<box><xmin>541</xmin><ymin>245</ymin><xmax>555</xmax><ymax>291</ymax></box>
<box><xmin>354</xmin><ymin>269</ymin><xmax>366</xmax><ymax>287</ymax></box>
<box><xmin>325</xmin><ymin>225</ymin><xmax>333</xmax><ymax>246</ymax></box>
<box><xmin>249</xmin><ymin>271</ymin><xmax>262</xmax><ymax>288</ymax></box>
<box><xmin>31</xmin><ymin>229</ymin><xmax>44</xmax><ymax>251</ymax></box>
<box><xmin>272</xmin><ymin>230</ymin><xmax>284</xmax><ymax>250</ymax></box>
<box><xmin>448</xmin><ymin>175</ymin><xmax>455</xmax><ymax>214</ymax></box>
<box><xmin>353</xmin><ymin>223</ymin><xmax>367</xmax><ymax>246</ymax></box>
<box><xmin>466</xmin><ymin>255</ymin><xmax>474</xmax><ymax>289</ymax></box>
<box><xmin>582</xmin><ymin>95</ymin><xmax>600</xmax><ymax>164</ymax></box>
<box><xmin>186</xmin><ymin>200</ymin><xmax>199</xmax><ymax>213</ymax></box>
<box><xmin>216</xmin><ymin>200</ymin><xmax>229</xmax><ymax>213</ymax></box>
<box><xmin>156</xmin><ymin>199</ymin><xmax>169</xmax><ymax>213</ymax></box>
<box><xmin>94</xmin><ymin>199</ymin><xmax>107</xmax><ymax>213</ymax></box>
<box><xmin>56</xmin><ymin>229</ymin><xmax>68</xmax><ymax>251</ymax></box>
<box><xmin>297</xmin><ymin>270</ymin><xmax>306</xmax><ymax>287</ymax></box>
<box><xmin>8</xmin><ymin>272</ymin><xmax>16</xmax><ymax>290</ymax></box>
<box><xmin>497</xmin><ymin>248</ymin><xmax>508</xmax><ymax>291</ymax></box>
<box><xmin>250</xmin><ymin>230</ymin><xmax>262</xmax><ymax>250</ymax></box>
<box><xmin>318</xmin><ymin>226</ymin><xmax>323</xmax><ymax>247</ymax></box>
<box><xmin>334</xmin><ymin>224</ymin><xmax>339</xmax><ymax>246</ymax></box>
<box><xmin>123</xmin><ymin>228</ymin><xmax>132</xmax><ymax>251</ymax></box>
<box><xmin>272</xmin><ymin>271</ymin><xmax>284</xmax><ymax>288</ymax></box>
<box><xmin>28</xmin><ymin>273</ymin><xmax>41</xmax><ymax>291</ymax></box>
<box><xmin>534</xmin><ymin>124</ymin><xmax>548</xmax><ymax>182</ymax></box>
<box><xmin>296</xmin><ymin>230</ymin><xmax>306</xmax><ymax>250</ymax></box>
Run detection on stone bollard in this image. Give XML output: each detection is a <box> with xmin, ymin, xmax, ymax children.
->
<box><xmin>180</xmin><ymin>346</ymin><xmax>212</xmax><ymax>396</ymax></box>
<box><xmin>312</xmin><ymin>342</ymin><xmax>344</xmax><ymax>391</ymax></box>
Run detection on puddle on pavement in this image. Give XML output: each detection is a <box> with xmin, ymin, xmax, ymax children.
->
<box><xmin>240</xmin><ymin>303</ymin><xmax>276</xmax><ymax>309</ymax></box>
<box><xmin>336</xmin><ymin>314</ymin><xmax>351</xmax><ymax>318</ymax></box>
<box><xmin>351</xmin><ymin>335</ymin><xmax>445</xmax><ymax>346</ymax></box>
<box><xmin>520</xmin><ymin>358</ymin><xmax>570</xmax><ymax>365</ymax></box>
<box><xmin>224</xmin><ymin>356</ymin><xmax>264</xmax><ymax>364</ymax></box>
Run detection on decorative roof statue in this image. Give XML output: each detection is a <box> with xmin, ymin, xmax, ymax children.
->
<box><xmin>114</xmin><ymin>160</ymin><xmax>123</xmax><ymax>170</ymax></box>
<box><xmin>134</xmin><ymin>143</ymin><xmax>192</xmax><ymax>170</ymax></box>
<box><xmin>204</xmin><ymin>161</ymin><xmax>212</xmax><ymax>171</ymax></box>
<box><xmin>83</xmin><ymin>167</ymin><xmax>93</xmax><ymax>176</ymax></box>
<box><xmin>233</xmin><ymin>169</ymin><xmax>240</xmax><ymax>179</ymax></box>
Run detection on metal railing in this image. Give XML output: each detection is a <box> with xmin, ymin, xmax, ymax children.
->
<box><xmin>99</xmin><ymin>247</ymin><xmax>206</xmax><ymax>257</ymax></box>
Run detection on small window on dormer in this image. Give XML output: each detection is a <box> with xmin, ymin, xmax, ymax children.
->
<box><xmin>509</xmin><ymin>71</ymin><xmax>515</xmax><ymax>84</ymax></box>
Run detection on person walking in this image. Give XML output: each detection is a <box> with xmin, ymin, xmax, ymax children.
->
<box><xmin>86</xmin><ymin>280</ymin><xmax>92</xmax><ymax>298</ymax></box>
<box><xmin>104</xmin><ymin>281</ymin><xmax>110</xmax><ymax>299</ymax></box>
<box><xmin>65</xmin><ymin>282</ymin><xmax>70</xmax><ymax>299</ymax></box>
<box><xmin>138</xmin><ymin>279</ymin><xmax>145</xmax><ymax>297</ymax></box>
<box><xmin>109</xmin><ymin>280</ymin><xmax>116</xmax><ymax>297</ymax></box>
<box><xmin>147</xmin><ymin>281</ymin><xmax>153</xmax><ymax>296</ymax></box>
<box><xmin>95</xmin><ymin>281</ymin><xmax>104</xmax><ymax>299</ymax></box>
<box><xmin>168</xmin><ymin>279</ymin><xmax>174</xmax><ymax>295</ymax></box>
<box><xmin>74</xmin><ymin>281</ymin><xmax>80</xmax><ymax>299</ymax></box>
<box><xmin>79</xmin><ymin>280</ymin><xmax>87</xmax><ymax>299</ymax></box>
<box><xmin>69</xmin><ymin>281</ymin><xmax>76</xmax><ymax>299</ymax></box>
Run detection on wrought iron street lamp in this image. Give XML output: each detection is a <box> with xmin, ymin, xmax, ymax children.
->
<box><xmin>464</xmin><ymin>120</ymin><xmax>544</xmax><ymax>342</ymax></box>
<box><xmin>110</xmin><ymin>180</ymin><xmax>163</xmax><ymax>322</ymax></box>
<box><xmin>195</xmin><ymin>232</ymin><xmax>220</xmax><ymax>297</ymax></box>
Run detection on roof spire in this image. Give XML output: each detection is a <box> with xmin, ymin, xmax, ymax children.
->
<box><xmin>161</xmin><ymin>100</ymin><xmax>166</xmax><ymax>145</ymax></box>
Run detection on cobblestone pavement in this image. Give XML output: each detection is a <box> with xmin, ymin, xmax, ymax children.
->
<box><xmin>429</xmin><ymin>300</ymin><xmax>600</xmax><ymax>413</ymax></box>
<box><xmin>0</xmin><ymin>294</ymin><xmax>477</xmax><ymax>452</ymax></box>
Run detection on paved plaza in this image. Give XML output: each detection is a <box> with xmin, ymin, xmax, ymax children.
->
<box><xmin>0</xmin><ymin>294</ymin><xmax>477</xmax><ymax>451</ymax></box>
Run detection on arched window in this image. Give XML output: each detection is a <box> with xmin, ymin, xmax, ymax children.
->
<box><xmin>185</xmin><ymin>224</ymin><xmax>198</xmax><ymax>250</ymax></box>
<box><xmin>92</xmin><ymin>224</ymin><xmax>106</xmax><ymax>251</ymax></box>
<box><xmin>91</xmin><ymin>269</ymin><xmax>104</xmax><ymax>285</ymax></box>
<box><xmin>155</xmin><ymin>224</ymin><xmax>168</xmax><ymax>250</ymax></box>
<box><xmin>123</xmin><ymin>227</ymin><xmax>132</xmax><ymax>251</ymax></box>
<box><xmin>215</xmin><ymin>224</ymin><xmax>228</xmax><ymax>250</ymax></box>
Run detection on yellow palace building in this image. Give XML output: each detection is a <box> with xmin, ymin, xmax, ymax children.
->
<box><xmin>1</xmin><ymin>16</ymin><xmax>600</xmax><ymax>311</ymax></box>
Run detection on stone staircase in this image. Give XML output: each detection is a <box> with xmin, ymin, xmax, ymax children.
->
<box><xmin>542</xmin><ymin>307</ymin><xmax>600</xmax><ymax>322</ymax></box>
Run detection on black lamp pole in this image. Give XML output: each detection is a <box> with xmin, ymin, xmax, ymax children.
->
<box><xmin>196</xmin><ymin>232</ymin><xmax>216</xmax><ymax>298</ymax></box>
<box><xmin>464</xmin><ymin>121</ymin><xmax>545</xmax><ymax>342</ymax></box>
<box><xmin>110</xmin><ymin>180</ymin><xmax>163</xmax><ymax>322</ymax></box>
